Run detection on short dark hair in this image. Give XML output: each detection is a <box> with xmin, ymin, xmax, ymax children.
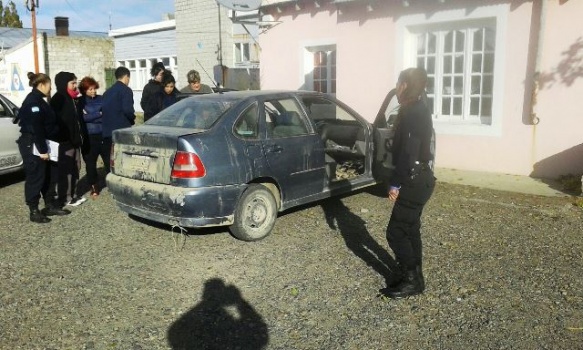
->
<box><xmin>162</xmin><ymin>71</ymin><xmax>176</xmax><ymax>86</ymax></box>
<box><xmin>115</xmin><ymin>66</ymin><xmax>130</xmax><ymax>79</ymax></box>
<box><xmin>150</xmin><ymin>62</ymin><xmax>165</xmax><ymax>77</ymax></box>
<box><xmin>78</xmin><ymin>76</ymin><xmax>100</xmax><ymax>95</ymax></box>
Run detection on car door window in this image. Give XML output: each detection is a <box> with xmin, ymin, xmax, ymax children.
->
<box><xmin>234</xmin><ymin>103</ymin><xmax>259</xmax><ymax>139</ymax></box>
<box><xmin>264</xmin><ymin>99</ymin><xmax>308</xmax><ymax>138</ymax></box>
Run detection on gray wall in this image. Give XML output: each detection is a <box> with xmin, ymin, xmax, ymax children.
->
<box><xmin>176</xmin><ymin>0</ymin><xmax>234</xmax><ymax>88</ymax></box>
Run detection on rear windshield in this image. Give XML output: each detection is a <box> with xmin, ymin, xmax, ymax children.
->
<box><xmin>145</xmin><ymin>98</ymin><xmax>235</xmax><ymax>129</ymax></box>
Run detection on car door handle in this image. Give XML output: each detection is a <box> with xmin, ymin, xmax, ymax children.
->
<box><xmin>265</xmin><ymin>144</ymin><xmax>283</xmax><ymax>153</ymax></box>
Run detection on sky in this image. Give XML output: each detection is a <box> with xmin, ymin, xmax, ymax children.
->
<box><xmin>14</xmin><ymin>0</ymin><xmax>175</xmax><ymax>33</ymax></box>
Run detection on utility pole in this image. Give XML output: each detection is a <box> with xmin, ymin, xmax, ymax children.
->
<box><xmin>26</xmin><ymin>0</ymin><xmax>40</xmax><ymax>73</ymax></box>
<box><xmin>217</xmin><ymin>3</ymin><xmax>224</xmax><ymax>87</ymax></box>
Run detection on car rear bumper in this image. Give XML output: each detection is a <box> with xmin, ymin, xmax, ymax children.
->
<box><xmin>106</xmin><ymin>173</ymin><xmax>246</xmax><ymax>228</ymax></box>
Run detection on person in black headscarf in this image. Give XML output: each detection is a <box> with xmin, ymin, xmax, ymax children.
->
<box><xmin>49</xmin><ymin>71</ymin><xmax>87</xmax><ymax>208</ymax></box>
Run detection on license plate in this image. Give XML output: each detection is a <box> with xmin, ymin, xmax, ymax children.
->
<box><xmin>127</xmin><ymin>154</ymin><xmax>151</xmax><ymax>171</ymax></box>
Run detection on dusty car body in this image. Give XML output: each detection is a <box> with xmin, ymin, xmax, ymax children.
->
<box><xmin>0</xmin><ymin>94</ymin><xmax>23</xmax><ymax>176</ymax></box>
<box><xmin>107</xmin><ymin>90</ymin><xmax>396</xmax><ymax>241</ymax></box>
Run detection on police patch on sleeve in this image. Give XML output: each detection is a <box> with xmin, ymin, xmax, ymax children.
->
<box><xmin>31</xmin><ymin>106</ymin><xmax>40</xmax><ymax>112</ymax></box>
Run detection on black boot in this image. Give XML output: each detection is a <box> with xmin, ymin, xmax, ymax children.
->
<box><xmin>29</xmin><ymin>205</ymin><xmax>51</xmax><ymax>223</ymax></box>
<box><xmin>42</xmin><ymin>203</ymin><xmax>71</xmax><ymax>216</ymax></box>
<box><xmin>380</xmin><ymin>266</ymin><xmax>424</xmax><ymax>299</ymax></box>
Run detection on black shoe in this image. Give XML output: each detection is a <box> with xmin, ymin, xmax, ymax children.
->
<box><xmin>42</xmin><ymin>205</ymin><xmax>71</xmax><ymax>216</ymax></box>
<box><xmin>379</xmin><ymin>267</ymin><xmax>424</xmax><ymax>299</ymax></box>
<box><xmin>29</xmin><ymin>208</ymin><xmax>51</xmax><ymax>223</ymax></box>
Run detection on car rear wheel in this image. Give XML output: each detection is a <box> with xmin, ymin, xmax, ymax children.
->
<box><xmin>230</xmin><ymin>184</ymin><xmax>277</xmax><ymax>241</ymax></box>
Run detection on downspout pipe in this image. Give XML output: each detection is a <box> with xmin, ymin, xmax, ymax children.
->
<box><xmin>530</xmin><ymin>0</ymin><xmax>547</xmax><ymax>125</ymax></box>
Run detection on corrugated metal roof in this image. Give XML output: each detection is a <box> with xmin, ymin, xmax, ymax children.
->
<box><xmin>0</xmin><ymin>27</ymin><xmax>107</xmax><ymax>50</ymax></box>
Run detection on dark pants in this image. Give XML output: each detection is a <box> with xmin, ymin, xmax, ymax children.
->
<box><xmin>46</xmin><ymin>142</ymin><xmax>79</xmax><ymax>206</ymax></box>
<box><xmin>17</xmin><ymin>134</ymin><xmax>51</xmax><ymax>207</ymax></box>
<box><xmin>386</xmin><ymin>169</ymin><xmax>436</xmax><ymax>270</ymax></box>
<box><xmin>102</xmin><ymin>137</ymin><xmax>112</xmax><ymax>175</ymax></box>
<box><xmin>83</xmin><ymin>134</ymin><xmax>108</xmax><ymax>186</ymax></box>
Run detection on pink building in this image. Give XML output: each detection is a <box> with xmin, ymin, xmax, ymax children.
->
<box><xmin>258</xmin><ymin>0</ymin><xmax>583</xmax><ymax>178</ymax></box>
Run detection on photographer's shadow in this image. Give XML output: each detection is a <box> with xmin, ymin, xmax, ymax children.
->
<box><xmin>322</xmin><ymin>198</ymin><xmax>398</xmax><ymax>285</ymax></box>
<box><xmin>167</xmin><ymin>278</ymin><xmax>269</xmax><ymax>350</ymax></box>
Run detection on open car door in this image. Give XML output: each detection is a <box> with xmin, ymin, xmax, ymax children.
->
<box><xmin>371</xmin><ymin>89</ymin><xmax>399</xmax><ymax>183</ymax></box>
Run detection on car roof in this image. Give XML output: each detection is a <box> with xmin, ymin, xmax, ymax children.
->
<box><xmin>182</xmin><ymin>90</ymin><xmax>326</xmax><ymax>102</ymax></box>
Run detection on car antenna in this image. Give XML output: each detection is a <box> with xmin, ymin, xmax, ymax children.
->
<box><xmin>196</xmin><ymin>58</ymin><xmax>222</xmax><ymax>93</ymax></box>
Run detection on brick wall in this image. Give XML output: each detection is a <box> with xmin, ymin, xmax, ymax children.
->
<box><xmin>45</xmin><ymin>36</ymin><xmax>115</xmax><ymax>92</ymax></box>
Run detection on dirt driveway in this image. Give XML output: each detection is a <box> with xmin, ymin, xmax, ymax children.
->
<box><xmin>1</xmin><ymin>173</ymin><xmax>582</xmax><ymax>349</ymax></box>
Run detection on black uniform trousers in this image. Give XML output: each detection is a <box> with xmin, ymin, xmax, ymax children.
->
<box><xmin>83</xmin><ymin>134</ymin><xmax>108</xmax><ymax>186</ymax></box>
<box><xmin>102</xmin><ymin>137</ymin><xmax>112</xmax><ymax>175</ymax></box>
<box><xmin>386</xmin><ymin>169</ymin><xmax>436</xmax><ymax>270</ymax></box>
<box><xmin>17</xmin><ymin>134</ymin><xmax>51</xmax><ymax>207</ymax></box>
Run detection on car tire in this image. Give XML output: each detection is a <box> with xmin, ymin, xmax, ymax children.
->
<box><xmin>229</xmin><ymin>184</ymin><xmax>277</xmax><ymax>241</ymax></box>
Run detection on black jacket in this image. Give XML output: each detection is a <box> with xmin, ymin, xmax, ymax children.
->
<box><xmin>140</xmin><ymin>80</ymin><xmax>162</xmax><ymax>121</ymax></box>
<box><xmin>390</xmin><ymin>99</ymin><xmax>434</xmax><ymax>188</ymax></box>
<box><xmin>18</xmin><ymin>88</ymin><xmax>60</xmax><ymax>154</ymax></box>
<box><xmin>50</xmin><ymin>72</ymin><xmax>87</xmax><ymax>150</ymax></box>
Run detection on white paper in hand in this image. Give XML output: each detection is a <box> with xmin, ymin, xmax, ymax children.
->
<box><xmin>33</xmin><ymin>140</ymin><xmax>59</xmax><ymax>161</ymax></box>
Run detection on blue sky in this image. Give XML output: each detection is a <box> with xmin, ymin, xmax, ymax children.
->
<box><xmin>14</xmin><ymin>0</ymin><xmax>174</xmax><ymax>33</ymax></box>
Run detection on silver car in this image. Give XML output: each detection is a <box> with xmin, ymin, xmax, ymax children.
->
<box><xmin>0</xmin><ymin>93</ymin><xmax>23</xmax><ymax>175</ymax></box>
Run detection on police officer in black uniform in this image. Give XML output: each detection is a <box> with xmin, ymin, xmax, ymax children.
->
<box><xmin>17</xmin><ymin>72</ymin><xmax>68</xmax><ymax>223</ymax></box>
<box><xmin>380</xmin><ymin>67</ymin><xmax>436</xmax><ymax>299</ymax></box>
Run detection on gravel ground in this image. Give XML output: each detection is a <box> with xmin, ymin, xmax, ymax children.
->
<box><xmin>1</xmin><ymin>172</ymin><xmax>582</xmax><ymax>350</ymax></box>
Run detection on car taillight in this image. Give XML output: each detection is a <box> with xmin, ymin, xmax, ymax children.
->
<box><xmin>110</xmin><ymin>142</ymin><xmax>115</xmax><ymax>172</ymax></box>
<box><xmin>171</xmin><ymin>151</ymin><xmax>206</xmax><ymax>179</ymax></box>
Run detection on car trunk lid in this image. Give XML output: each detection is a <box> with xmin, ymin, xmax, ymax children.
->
<box><xmin>111</xmin><ymin>125</ymin><xmax>200</xmax><ymax>185</ymax></box>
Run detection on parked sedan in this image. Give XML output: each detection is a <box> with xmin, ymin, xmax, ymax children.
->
<box><xmin>0</xmin><ymin>93</ymin><xmax>23</xmax><ymax>176</ymax></box>
<box><xmin>106</xmin><ymin>90</ymin><xmax>396</xmax><ymax>241</ymax></box>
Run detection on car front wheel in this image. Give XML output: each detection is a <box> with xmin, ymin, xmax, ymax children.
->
<box><xmin>229</xmin><ymin>184</ymin><xmax>277</xmax><ymax>241</ymax></box>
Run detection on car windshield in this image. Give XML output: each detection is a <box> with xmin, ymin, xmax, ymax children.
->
<box><xmin>145</xmin><ymin>98</ymin><xmax>235</xmax><ymax>129</ymax></box>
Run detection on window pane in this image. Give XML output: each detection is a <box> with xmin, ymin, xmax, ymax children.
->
<box><xmin>331</xmin><ymin>68</ymin><xmax>336</xmax><ymax>80</ymax></box>
<box><xmin>454</xmin><ymin>54</ymin><xmax>464</xmax><ymax>73</ymax></box>
<box><xmin>331</xmin><ymin>81</ymin><xmax>336</xmax><ymax>94</ymax></box>
<box><xmin>314</xmin><ymin>67</ymin><xmax>321</xmax><ymax>80</ymax></box>
<box><xmin>139</xmin><ymin>60</ymin><xmax>146</xmax><ymax>68</ymax></box>
<box><xmin>417</xmin><ymin>33</ymin><xmax>426</xmax><ymax>54</ymax></box>
<box><xmin>442</xmin><ymin>97</ymin><xmax>451</xmax><ymax>115</ymax></box>
<box><xmin>453</xmin><ymin>97</ymin><xmax>462</xmax><ymax>115</ymax></box>
<box><xmin>314</xmin><ymin>81</ymin><xmax>321</xmax><ymax>92</ymax></box>
<box><xmin>428</xmin><ymin>33</ymin><xmax>436</xmax><ymax>54</ymax></box>
<box><xmin>470</xmin><ymin>97</ymin><xmax>479</xmax><ymax>115</ymax></box>
<box><xmin>427</xmin><ymin>77</ymin><xmax>435</xmax><ymax>94</ymax></box>
<box><xmin>454</xmin><ymin>76</ymin><xmax>463</xmax><ymax>94</ymax></box>
<box><xmin>427</xmin><ymin>56</ymin><xmax>435</xmax><ymax>74</ymax></box>
<box><xmin>484</xmin><ymin>53</ymin><xmax>495</xmax><ymax>73</ymax></box>
<box><xmin>330</xmin><ymin>50</ymin><xmax>336</xmax><ymax>65</ymax></box>
<box><xmin>162</xmin><ymin>57</ymin><xmax>170</xmax><ymax>66</ymax></box>
<box><xmin>320</xmin><ymin>67</ymin><xmax>327</xmax><ymax>80</ymax></box>
<box><xmin>444</xmin><ymin>56</ymin><xmax>452</xmax><ymax>74</ymax></box>
<box><xmin>485</xmin><ymin>28</ymin><xmax>496</xmax><ymax>50</ymax></box>
<box><xmin>129</xmin><ymin>61</ymin><xmax>136</xmax><ymax>68</ymax></box>
<box><xmin>471</xmin><ymin>76</ymin><xmax>481</xmax><ymax>94</ymax></box>
<box><xmin>444</xmin><ymin>31</ymin><xmax>453</xmax><ymax>53</ymax></box>
<box><xmin>472</xmin><ymin>54</ymin><xmax>482</xmax><ymax>73</ymax></box>
<box><xmin>473</xmin><ymin>29</ymin><xmax>483</xmax><ymax>51</ymax></box>
<box><xmin>320</xmin><ymin>83</ymin><xmax>327</xmax><ymax>93</ymax></box>
<box><xmin>417</xmin><ymin>57</ymin><xmax>425</xmax><ymax>69</ymax></box>
<box><xmin>455</xmin><ymin>30</ymin><xmax>465</xmax><ymax>53</ymax></box>
<box><xmin>443</xmin><ymin>76</ymin><xmax>452</xmax><ymax>94</ymax></box>
<box><xmin>481</xmin><ymin>97</ymin><xmax>492</xmax><ymax>116</ymax></box>
<box><xmin>482</xmin><ymin>75</ymin><xmax>493</xmax><ymax>94</ymax></box>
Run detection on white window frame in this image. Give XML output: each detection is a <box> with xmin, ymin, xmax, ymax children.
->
<box><xmin>300</xmin><ymin>40</ymin><xmax>337</xmax><ymax>96</ymax></box>
<box><xmin>396</xmin><ymin>4</ymin><xmax>508</xmax><ymax>137</ymax></box>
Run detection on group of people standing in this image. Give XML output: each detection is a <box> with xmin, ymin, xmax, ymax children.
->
<box><xmin>17</xmin><ymin>62</ymin><xmax>212</xmax><ymax>224</ymax></box>
<box><xmin>17</xmin><ymin>66</ymin><xmax>135</xmax><ymax>224</ymax></box>
<box><xmin>140</xmin><ymin>62</ymin><xmax>212</xmax><ymax>122</ymax></box>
